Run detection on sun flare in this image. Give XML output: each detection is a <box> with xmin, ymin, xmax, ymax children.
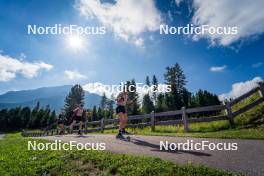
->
<box><xmin>66</xmin><ymin>35</ymin><xmax>84</xmax><ymax>50</ymax></box>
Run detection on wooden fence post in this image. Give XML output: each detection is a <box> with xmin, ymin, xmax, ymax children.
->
<box><xmin>225</xmin><ymin>101</ymin><xmax>235</xmax><ymax>128</ymax></box>
<box><xmin>182</xmin><ymin>107</ymin><xmax>189</xmax><ymax>132</ymax></box>
<box><xmin>151</xmin><ymin>111</ymin><xmax>155</xmax><ymax>132</ymax></box>
<box><xmin>100</xmin><ymin>118</ymin><xmax>104</xmax><ymax>133</ymax></box>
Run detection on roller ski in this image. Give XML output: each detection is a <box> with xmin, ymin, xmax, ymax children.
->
<box><xmin>116</xmin><ymin>132</ymin><xmax>131</xmax><ymax>141</ymax></box>
<box><xmin>77</xmin><ymin>129</ymin><xmax>84</xmax><ymax>135</ymax></box>
<box><xmin>116</xmin><ymin>131</ymin><xmax>131</xmax><ymax>141</ymax></box>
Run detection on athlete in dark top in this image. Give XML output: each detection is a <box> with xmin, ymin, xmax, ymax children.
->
<box><xmin>57</xmin><ymin>112</ymin><xmax>65</xmax><ymax>135</ymax></box>
<box><xmin>116</xmin><ymin>91</ymin><xmax>130</xmax><ymax>138</ymax></box>
<box><xmin>70</xmin><ymin>104</ymin><xmax>86</xmax><ymax>134</ymax></box>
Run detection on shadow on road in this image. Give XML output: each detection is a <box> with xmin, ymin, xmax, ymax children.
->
<box><xmin>73</xmin><ymin>135</ymin><xmax>91</xmax><ymax>138</ymax></box>
<box><xmin>131</xmin><ymin>139</ymin><xmax>211</xmax><ymax>157</ymax></box>
<box><xmin>53</xmin><ymin>135</ymin><xmax>94</xmax><ymax>138</ymax></box>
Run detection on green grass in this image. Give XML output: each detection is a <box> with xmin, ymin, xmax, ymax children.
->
<box><xmin>0</xmin><ymin>133</ymin><xmax>241</xmax><ymax>176</ymax></box>
<box><xmin>103</xmin><ymin>120</ymin><xmax>231</xmax><ymax>135</ymax></box>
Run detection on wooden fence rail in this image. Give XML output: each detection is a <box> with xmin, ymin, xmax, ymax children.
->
<box><xmin>22</xmin><ymin>85</ymin><xmax>264</xmax><ymax>137</ymax></box>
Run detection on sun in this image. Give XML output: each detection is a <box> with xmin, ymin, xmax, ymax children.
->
<box><xmin>66</xmin><ymin>35</ymin><xmax>85</xmax><ymax>50</ymax></box>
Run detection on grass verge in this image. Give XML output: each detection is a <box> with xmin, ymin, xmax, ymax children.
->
<box><xmin>0</xmin><ymin>133</ymin><xmax>241</xmax><ymax>176</ymax></box>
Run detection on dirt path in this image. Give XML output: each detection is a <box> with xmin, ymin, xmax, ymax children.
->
<box><xmin>37</xmin><ymin>134</ymin><xmax>264</xmax><ymax>176</ymax></box>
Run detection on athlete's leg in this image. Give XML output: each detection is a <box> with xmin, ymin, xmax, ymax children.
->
<box><xmin>59</xmin><ymin>124</ymin><xmax>64</xmax><ymax>131</ymax></box>
<box><xmin>70</xmin><ymin>120</ymin><xmax>76</xmax><ymax>131</ymax></box>
<box><xmin>118</xmin><ymin>112</ymin><xmax>125</xmax><ymax>130</ymax></box>
<box><xmin>79</xmin><ymin>121</ymin><xmax>83</xmax><ymax>130</ymax></box>
<box><xmin>121</xmin><ymin>113</ymin><xmax>130</xmax><ymax>134</ymax></box>
<box><xmin>123</xmin><ymin>113</ymin><xmax>128</xmax><ymax>126</ymax></box>
<box><xmin>116</xmin><ymin>112</ymin><xmax>125</xmax><ymax>138</ymax></box>
<box><xmin>59</xmin><ymin>124</ymin><xmax>64</xmax><ymax>134</ymax></box>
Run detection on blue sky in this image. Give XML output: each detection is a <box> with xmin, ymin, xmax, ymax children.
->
<box><xmin>0</xmin><ymin>0</ymin><xmax>263</xmax><ymax>99</ymax></box>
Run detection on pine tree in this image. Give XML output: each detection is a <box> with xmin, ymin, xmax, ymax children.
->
<box><xmin>156</xmin><ymin>93</ymin><xmax>167</xmax><ymax>112</ymax></box>
<box><xmin>64</xmin><ymin>84</ymin><xmax>85</xmax><ymax>120</ymax></box>
<box><xmin>182</xmin><ymin>88</ymin><xmax>192</xmax><ymax>108</ymax></box>
<box><xmin>142</xmin><ymin>94</ymin><xmax>154</xmax><ymax>114</ymax></box>
<box><xmin>46</xmin><ymin>110</ymin><xmax>56</xmax><ymax>128</ymax></box>
<box><xmin>142</xmin><ymin>76</ymin><xmax>154</xmax><ymax>113</ymax></box>
<box><xmin>0</xmin><ymin>109</ymin><xmax>8</xmax><ymax>130</ymax></box>
<box><xmin>258</xmin><ymin>81</ymin><xmax>264</xmax><ymax>88</ymax></box>
<box><xmin>97</xmin><ymin>107</ymin><xmax>103</xmax><ymax>120</ymax></box>
<box><xmin>152</xmin><ymin>75</ymin><xmax>158</xmax><ymax>106</ymax></box>
<box><xmin>21</xmin><ymin>107</ymin><xmax>31</xmax><ymax>128</ymax></box>
<box><xmin>126</xmin><ymin>79</ymin><xmax>140</xmax><ymax>115</ymax></box>
<box><xmin>34</xmin><ymin>101</ymin><xmax>40</xmax><ymax>111</ymax></box>
<box><xmin>164</xmin><ymin>63</ymin><xmax>187</xmax><ymax>110</ymax></box>
<box><xmin>146</xmin><ymin>76</ymin><xmax>150</xmax><ymax>86</ymax></box>
<box><xmin>40</xmin><ymin>105</ymin><xmax>51</xmax><ymax>127</ymax></box>
<box><xmin>192</xmin><ymin>89</ymin><xmax>220</xmax><ymax>107</ymax></box>
<box><xmin>100</xmin><ymin>93</ymin><xmax>107</xmax><ymax>110</ymax></box>
<box><xmin>105</xmin><ymin>95</ymin><xmax>115</xmax><ymax>119</ymax></box>
<box><xmin>92</xmin><ymin>106</ymin><xmax>98</xmax><ymax>121</ymax></box>
<box><xmin>8</xmin><ymin>107</ymin><xmax>22</xmax><ymax>129</ymax></box>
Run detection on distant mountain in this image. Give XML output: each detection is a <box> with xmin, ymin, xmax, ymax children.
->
<box><xmin>0</xmin><ymin>85</ymin><xmax>101</xmax><ymax>113</ymax></box>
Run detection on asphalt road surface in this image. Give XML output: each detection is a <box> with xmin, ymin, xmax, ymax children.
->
<box><xmin>37</xmin><ymin>134</ymin><xmax>264</xmax><ymax>176</ymax></box>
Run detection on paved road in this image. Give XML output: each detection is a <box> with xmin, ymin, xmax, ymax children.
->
<box><xmin>37</xmin><ymin>134</ymin><xmax>264</xmax><ymax>176</ymax></box>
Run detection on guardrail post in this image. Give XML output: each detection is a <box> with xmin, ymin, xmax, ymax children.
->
<box><xmin>182</xmin><ymin>107</ymin><xmax>189</xmax><ymax>132</ymax></box>
<box><xmin>225</xmin><ymin>101</ymin><xmax>235</xmax><ymax>128</ymax></box>
<box><xmin>100</xmin><ymin>118</ymin><xmax>104</xmax><ymax>133</ymax></box>
<box><xmin>151</xmin><ymin>111</ymin><xmax>155</xmax><ymax>132</ymax></box>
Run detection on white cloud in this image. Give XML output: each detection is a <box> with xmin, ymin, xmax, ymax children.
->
<box><xmin>219</xmin><ymin>77</ymin><xmax>263</xmax><ymax>101</ymax></box>
<box><xmin>19</xmin><ymin>53</ymin><xmax>26</xmax><ymax>59</ymax></box>
<box><xmin>210</xmin><ymin>65</ymin><xmax>226</xmax><ymax>72</ymax></box>
<box><xmin>252</xmin><ymin>62</ymin><xmax>263</xmax><ymax>68</ymax></box>
<box><xmin>191</xmin><ymin>0</ymin><xmax>264</xmax><ymax>46</ymax></box>
<box><xmin>76</xmin><ymin>0</ymin><xmax>162</xmax><ymax>46</ymax></box>
<box><xmin>175</xmin><ymin>0</ymin><xmax>183</xmax><ymax>6</ymax></box>
<box><xmin>64</xmin><ymin>70</ymin><xmax>87</xmax><ymax>80</ymax></box>
<box><xmin>133</xmin><ymin>38</ymin><xmax>144</xmax><ymax>47</ymax></box>
<box><xmin>0</xmin><ymin>53</ymin><xmax>53</xmax><ymax>82</ymax></box>
<box><xmin>0</xmin><ymin>69</ymin><xmax>16</xmax><ymax>82</ymax></box>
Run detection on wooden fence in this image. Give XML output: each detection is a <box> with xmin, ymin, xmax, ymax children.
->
<box><xmin>22</xmin><ymin>85</ymin><xmax>264</xmax><ymax>137</ymax></box>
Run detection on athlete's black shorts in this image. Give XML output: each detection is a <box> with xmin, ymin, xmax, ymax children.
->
<box><xmin>58</xmin><ymin>119</ymin><xmax>64</xmax><ymax>125</ymax></box>
<box><xmin>73</xmin><ymin>115</ymin><xmax>85</xmax><ymax>122</ymax></box>
<box><xmin>116</xmin><ymin>105</ymin><xmax>126</xmax><ymax>114</ymax></box>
